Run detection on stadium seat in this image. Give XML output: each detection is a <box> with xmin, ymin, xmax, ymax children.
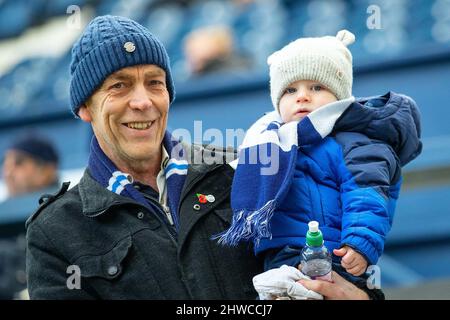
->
<box><xmin>0</xmin><ymin>57</ymin><xmax>58</xmax><ymax>119</ymax></box>
<box><xmin>0</xmin><ymin>0</ymin><xmax>38</xmax><ymax>39</ymax></box>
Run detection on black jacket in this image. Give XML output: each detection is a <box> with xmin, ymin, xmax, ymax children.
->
<box><xmin>25</xmin><ymin>145</ymin><xmax>263</xmax><ymax>299</ymax></box>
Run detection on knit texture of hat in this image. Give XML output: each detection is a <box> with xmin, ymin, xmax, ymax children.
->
<box><xmin>69</xmin><ymin>15</ymin><xmax>175</xmax><ymax>116</ymax></box>
<box><xmin>268</xmin><ymin>29</ymin><xmax>355</xmax><ymax>112</ymax></box>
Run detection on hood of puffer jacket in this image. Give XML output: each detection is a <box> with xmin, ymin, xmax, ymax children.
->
<box><xmin>334</xmin><ymin>91</ymin><xmax>422</xmax><ymax>166</ymax></box>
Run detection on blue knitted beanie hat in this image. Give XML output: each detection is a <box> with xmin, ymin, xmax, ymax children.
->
<box><xmin>69</xmin><ymin>15</ymin><xmax>175</xmax><ymax>116</ymax></box>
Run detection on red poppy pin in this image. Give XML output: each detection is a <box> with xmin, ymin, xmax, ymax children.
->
<box><xmin>196</xmin><ymin>193</ymin><xmax>208</xmax><ymax>204</ymax></box>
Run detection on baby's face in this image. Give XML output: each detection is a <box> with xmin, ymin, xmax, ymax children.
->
<box><xmin>279</xmin><ymin>80</ymin><xmax>337</xmax><ymax>123</ymax></box>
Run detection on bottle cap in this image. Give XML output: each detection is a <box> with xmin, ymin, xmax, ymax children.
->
<box><xmin>306</xmin><ymin>221</ymin><xmax>323</xmax><ymax>247</ymax></box>
<box><xmin>308</xmin><ymin>221</ymin><xmax>319</xmax><ymax>233</ymax></box>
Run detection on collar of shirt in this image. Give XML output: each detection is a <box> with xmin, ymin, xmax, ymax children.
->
<box><xmin>157</xmin><ymin>145</ymin><xmax>169</xmax><ymax>207</ymax></box>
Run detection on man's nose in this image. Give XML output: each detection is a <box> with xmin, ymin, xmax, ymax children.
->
<box><xmin>129</xmin><ymin>84</ymin><xmax>152</xmax><ymax>110</ymax></box>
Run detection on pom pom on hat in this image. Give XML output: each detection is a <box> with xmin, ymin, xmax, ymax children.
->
<box><xmin>336</xmin><ymin>29</ymin><xmax>355</xmax><ymax>46</ymax></box>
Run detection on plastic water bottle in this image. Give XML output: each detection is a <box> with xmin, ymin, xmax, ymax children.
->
<box><xmin>300</xmin><ymin>221</ymin><xmax>333</xmax><ymax>282</ymax></box>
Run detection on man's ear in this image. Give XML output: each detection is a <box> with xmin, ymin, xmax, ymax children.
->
<box><xmin>78</xmin><ymin>104</ymin><xmax>92</xmax><ymax>122</ymax></box>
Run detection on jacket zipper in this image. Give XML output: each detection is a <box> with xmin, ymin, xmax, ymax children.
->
<box><xmin>145</xmin><ymin>196</ymin><xmax>193</xmax><ymax>298</ymax></box>
<box><xmin>145</xmin><ymin>197</ymin><xmax>178</xmax><ymax>243</ymax></box>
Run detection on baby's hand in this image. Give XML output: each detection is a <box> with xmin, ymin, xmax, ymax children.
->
<box><xmin>333</xmin><ymin>246</ymin><xmax>368</xmax><ymax>276</ymax></box>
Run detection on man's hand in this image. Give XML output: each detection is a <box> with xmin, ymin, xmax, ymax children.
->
<box><xmin>333</xmin><ymin>246</ymin><xmax>368</xmax><ymax>276</ymax></box>
<box><xmin>298</xmin><ymin>271</ymin><xmax>369</xmax><ymax>300</ymax></box>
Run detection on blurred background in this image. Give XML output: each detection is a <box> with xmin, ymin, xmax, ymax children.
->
<box><xmin>0</xmin><ymin>0</ymin><xmax>449</xmax><ymax>299</ymax></box>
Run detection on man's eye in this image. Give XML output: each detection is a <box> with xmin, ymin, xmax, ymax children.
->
<box><xmin>111</xmin><ymin>82</ymin><xmax>125</xmax><ymax>89</ymax></box>
<box><xmin>149</xmin><ymin>80</ymin><xmax>164</xmax><ymax>86</ymax></box>
<box><xmin>285</xmin><ymin>87</ymin><xmax>296</xmax><ymax>94</ymax></box>
<box><xmin>311</xmin><ymin>85</ymin><xmax>323</xmax><ymax>91</ymax></box>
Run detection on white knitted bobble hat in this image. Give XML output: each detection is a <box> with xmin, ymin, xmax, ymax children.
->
<box><xmin>267</xmin><ymin>29</ymin><xmax>355</xmax><ymax>112</ymax></box>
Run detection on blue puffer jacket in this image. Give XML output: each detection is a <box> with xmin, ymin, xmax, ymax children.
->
<box><xmin>257</xmin><ymin>92</ymin><xmax>422</xmax><ymax>265</ymax></box>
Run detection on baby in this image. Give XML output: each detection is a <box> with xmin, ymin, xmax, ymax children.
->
<box><xmin>218</xmin><ymin>30</ymin><xmax>422</xmax><ymax>279</ymax></box>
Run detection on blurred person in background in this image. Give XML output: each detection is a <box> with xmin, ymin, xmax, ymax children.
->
<box><xmin>2</xmin><ymin>133</ymin><xmax>59</xmax><ymax>199</ymax></box>
<box><xmin>0</xmin><ymin>133</ymin><xmax>58</xmax><ymax>299</ymax></box>
<box><xmin>26</xmin><ymin>15</ymin><xmax>380</xmax><ymax>300</ymax></box>
<box><xmin>183</xmin><ymin>25</ymin><xmax>251</xmax><ymax>77</ymax></box>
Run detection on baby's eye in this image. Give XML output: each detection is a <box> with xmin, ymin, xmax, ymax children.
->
<box><xmin>311</xmin><ymin>85</ymin><xmax>323</xmax><ymax>91</ymax></box>
<box><xmin>285</xmin><ymin>87</ymin><xmax>297</xmax><ymax>94</ymax></box>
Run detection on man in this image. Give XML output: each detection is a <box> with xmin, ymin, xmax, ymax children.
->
<box><xmin>2</xmin><ymin>134</ymin><xmax>59</xmax><ymax>199</ymax></box>
<box><xmin>26</xmin><ymin>15</ymin><xmax>380</xmax><ymax>299</ymax></box>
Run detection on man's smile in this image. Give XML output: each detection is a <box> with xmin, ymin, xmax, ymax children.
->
<box><xmin>123</xmin><ymin>121</ymin><xmax>155</xmax><ymax>130</ymax></box>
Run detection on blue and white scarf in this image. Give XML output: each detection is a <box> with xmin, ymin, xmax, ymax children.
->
<box><xmin>88</xmin><ymin>131</ymin><xmax>188</xmax><ymax>230</ymax></box>
<box><xmin>217</xmin><ymin>97</ymin><xmax>355</xmax><ymax>246</ymax></box>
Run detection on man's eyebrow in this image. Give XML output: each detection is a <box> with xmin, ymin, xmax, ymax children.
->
<box><xmin>144</xmin><ymin>69</ymin><xmax>165</xmax><ymax>78</ymax></box>
<box><xmin>103</xmin><ymin>69</ymin><xmax>165</xmax><ymax>87</ymax></box>
<box><xmin>107</xmin><ymin>73</ymin><xmax>134</xmax><ymax>82</ymax></box>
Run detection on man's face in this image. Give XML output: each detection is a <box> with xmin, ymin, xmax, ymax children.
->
<box><xmin>78</xmin><ymin>65</ymin><xmax>170</xmax><ymax>167</ymax></box>
<box><xmin>279</xmin><ymin>80</ymin><xmax>338</xmax><ymax>123</ymax></box>
<box><xmin>2</xmin><ymin>150</ymin><xmax>43</xmax><ymax>196</ymax></box>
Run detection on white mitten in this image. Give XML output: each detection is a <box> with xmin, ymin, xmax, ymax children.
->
<box><xmin>253</xmin><ymin>265</ymin><xmax>323</xmax><ymax>300</ymax></box>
